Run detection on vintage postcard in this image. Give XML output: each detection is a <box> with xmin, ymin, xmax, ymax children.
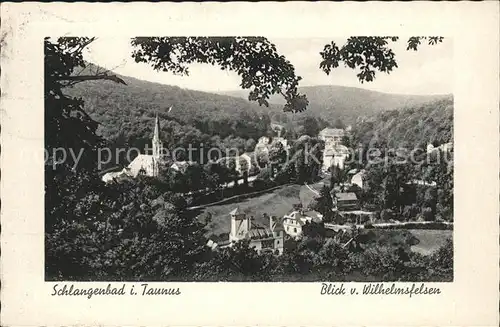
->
<box><xmin>1</xmin><ymin>2</ymin><xmax>499</xmax><ymax>326</ymax></box>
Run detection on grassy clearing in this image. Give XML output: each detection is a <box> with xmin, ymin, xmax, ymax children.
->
<box><xmin>199</xmin><ymin>184</ymin><xmax>303</xmax><ymax>236</ymax></box>
<box><xmin>409</xmin><ymin>229</ymin><xmax>453</xmax><ymax>255</ymax></box>
<box><xmin>198</xmin><ymin>180</ymin><xmax>327</xmax><ymax>237</ymax></box>
<box><xmin>358</xmin><ymin>229</ymin><xmax>453</xmax><ymax>255</ymax></box>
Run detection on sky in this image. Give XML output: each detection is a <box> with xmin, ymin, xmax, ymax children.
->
<box><xmin>83</xmin><ymin>37</ymin><xmax>453</xmax><ymax>95</ymax></box>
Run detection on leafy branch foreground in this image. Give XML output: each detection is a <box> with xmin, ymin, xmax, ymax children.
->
<box><xmin>132</xmin><ymin>36</ymin><xmax>443</xmax><ymax>112</ymax></box>
<box><xmin>45</xmin><ymin>36</ymin><xmax>450</xmax><ymax>282</ymax></box>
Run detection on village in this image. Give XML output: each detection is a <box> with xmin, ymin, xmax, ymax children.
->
<box><xmin>43</xmin><ymin>36</ymin><xmax>455</xmax><ymax>283</ymax></box>
<box><xmin>101</xmin><ymin>115</ymin><xmax>452</xmax><ymax>257</ymax></box>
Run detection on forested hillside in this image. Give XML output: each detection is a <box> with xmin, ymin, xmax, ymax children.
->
<box><xmin>348</xmin><ymin>97</ymin><xmax>453</xmax><ymax>149</ymax></box>
<box><xmin>222</xmin><ymin>85</ymin><xmax>451</xmax><ymax>126</ymax></box>
<box><xmin>64</xmin><ymin>66</ymin><xmax>453</xmax><ymax>161</ymax></box>
<box><xmin>64</xmin><ymin>73</ymin><xmax>278</xmax><ymax>153</ymax></box>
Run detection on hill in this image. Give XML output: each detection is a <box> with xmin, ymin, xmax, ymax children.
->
<box><xmin>348</xmin><ymin>97</ymin><xmax>454</xmax><ymax>150</ymax></box>
<box><xmin>63</xmin><ymin>66</ymin><xmax>453</xmax><ymax>164</ymax></box>
<box><xmin>64</xmin><ymin>72</ymin><xmax>277</xmax><ymax>146</ymax></box>
<box><xmin>220</xmin><ymin>85</ymin><xmax>452</xmax><ymax>125</ymax></box>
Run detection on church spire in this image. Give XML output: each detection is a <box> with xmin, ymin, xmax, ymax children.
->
<box><xmin>153</xmin><ymin>112</ymin><xmax>160</xmax><ymax>142</ymax></box>
<box><xmin>152</xmin><ymin>113</ymin><xmax>162</xmax><ymax>160</ymax></box>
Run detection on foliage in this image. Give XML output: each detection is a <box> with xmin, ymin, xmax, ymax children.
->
<box><xmin>320</xmin><ymin>36</ymin><xmax>443</xmax><ymax>83</ymax></box>
<box><xmin>349</xmin><ymin>97</ymin><xmax>453</xmax><ymax>150</ymax></box>
<box><xmin>310</xmin><ymin>185</ymin><xmax>334</xmax><ymax>221</ymax></box>
<box><xmin>131</xmin><ymin>37</ymin><xmax>308</xmax><ymax>112</ymax></box>
<box><xmin>45</xmin><ymin>36</ymin><xmax>452</xmax><ymax>282</ymax></box>
<box><xmin>44</xmin><ymin>37</ymin><xmax>105</xmax><ymax>172</ymax></box>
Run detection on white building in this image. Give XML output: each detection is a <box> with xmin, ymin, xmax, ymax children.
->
<box><xmin>217</xmin><ymin>153</ymin><xmax>252</xmax><ymax>175</ymax></box>
<box><xmin>282</xmin><ymin>210</ymin><xmax>323</xmax><ymax>239</ymax></box>
<box><xmin>254</xmin><ymin>134</ymin><xmax>289</xmax><ymax>159</ymax></box>
<box><xmin>170</xmin><ymin>161</ymin><xmax>196</xmax><ymax>172</ymax></box>
<box><xmin>102</xmin><ymin>114</ymin><xmax>165</xmax><ymax>183</ymax></box>
<box><xmin>350</xmin><ymin>169</ymin><xmax>366</xmax><ymax>189</ymax></box>
<box><xmin>272</xmin><ymin>136</ymin><xmax>288</xmax><ymax>149</ymax></box>
<box><xmin>319</xmin><ymin>128</ymin><xmax>345</xmax><ymax>148</ymax></box>
<box><xmin>228</xmin><ymin>208</ymin><xmax>284</xmax><ymax>255</ymax></box>
<box><xmin>323</xmin><ymin>145</ymin><xmax>350</xmax><ymax>171</ymax></box>
<box><xmin>427</xmin><ymin>142</ymin><xmax>453</xmax><ymax>154</ymax></box>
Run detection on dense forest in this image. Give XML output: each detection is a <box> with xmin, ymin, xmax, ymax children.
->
<box><xmin>222</xmin><ymin>85</ymin><xmax>451</xmax><ymax>126</ymax></box>
<box><xmin>64</xmin><ymin>66</ymin><xmax>452</xmax><ymax>169</ymax></box>
<box><xmin>64</xmin><ymin>72</ymin><xmax>274</xmax><ymax>155</ymax></box>
<box><xmin>347</xmin><ymin>97</ymin><xmax>453</xmax><ymax>149</ymax></box>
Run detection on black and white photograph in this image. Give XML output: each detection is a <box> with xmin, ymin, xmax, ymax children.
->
<box><xmin>45</xmin><ymin>36</ymin><xmax>454</xmax><ymax>282</ymax></box>
<box><xmin>2</xmin><ymin>3</ymin><xmax>499</xmax><ymax>327</ymax></box>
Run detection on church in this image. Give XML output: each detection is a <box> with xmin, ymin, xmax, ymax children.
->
<box><xmin>102</xmin><ymin>114</ymin><xmax>165</xmax><ymax>183</ymax></box>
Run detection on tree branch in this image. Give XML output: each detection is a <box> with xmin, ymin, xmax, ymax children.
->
<box><xmin>56</xmin><ymin>74</ymin><xmax>127</xmax><ymax>85</ymax></box>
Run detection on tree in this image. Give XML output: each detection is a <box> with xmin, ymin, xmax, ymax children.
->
<box><xmin>330</xmin><ymin>164</ymin><xmax>343</xmax><ymax>188</ymax></box>
<box><xmin>300</xmin><ymin>116</ymin><xmax>321</xmax><ymax>137</ymax></box>
<box><xmin>311</xmin><ymin>185</ymin><xmax>334</xmax><ymax>221</ymax></box>
<box><xmin>132</xmin><ymin>36</ymin><xmax>443</xmax><ymax>114</ymax></box>
<box><xmin>268</xmin><ymin>141</ymin><xmax>287</xmax><ymax>167</ymax></box>
<box><xmin>131</xmin><ymin>37</ymin><xmax>308</xmax><ymax>112</ymax></box>
<box><xmin>45</xmin><ymin>37</ymin><xmax>126</xmax><ymax>172</ymax></box>
<box><xmin>320</xmin><ymin>36</ymin><xmax>443</xmax><ymax>83</ymax></box>
<box><xmin>245</xmin><ymin>138</ymin><xmax>257</xmax><ymax>153</ymax></box>
<box><xmin>333</xmin><ymin>118</ymin><xmax>345</xmax><ymax>129</ymax></box>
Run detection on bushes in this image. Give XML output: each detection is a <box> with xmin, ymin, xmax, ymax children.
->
<box><xmin>402</xmin><ymin>204</ymin><xmax>420</xmax><ymax>221</ymax></box>
<box><xmin>422</xmin><ymin>206</ymin><xmax>435</xmax><ymax>221</ymax></box>
<box><xmin>380</xmin><ymin>209</ymin><xmax>395</xmax><ymax>221</ymax></box>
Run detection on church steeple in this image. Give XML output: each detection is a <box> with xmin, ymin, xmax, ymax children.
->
<box><xmin>151</xmin><ymin>113</ymin><xmax>163</xmax><ymax>177</ymax></box>
<box><xmin>152</xmin><ymin>113</ymin><xmax>162</xmax><ymax>159</ymax></box>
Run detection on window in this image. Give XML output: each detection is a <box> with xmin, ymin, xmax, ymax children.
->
<box><xmin>277</xmin><ymin>240</ymin><xmax>280</xmax><ymax>244</ymax></box>
<box><xmin>294</xmin><ymin>228</ymin><xmax>297</xmax><ymax>233</ymax></box>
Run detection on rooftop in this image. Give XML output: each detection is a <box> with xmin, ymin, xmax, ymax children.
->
<box><xmin>229</xmin><ymin>207</ymin><xmax>241</xmax><ymax>215</ymax></box>
<box><xmin>324</xmin><ymin>145</ymin><xmax>350</xmax><ymax>156</ymax></box>
<box><xmin>336</xmin><ymin>192</ymin><xmax>358</xmax><ymax>201</ymax></box>
<box><xmin>319</xmin><ymin>128</ymin><xmax>344</xmax><ymax>137</ymax></box>
<box><xmin>248</xmin><ymin>228</ymin><xmax>274</xmax><ymax>240</ymax></box>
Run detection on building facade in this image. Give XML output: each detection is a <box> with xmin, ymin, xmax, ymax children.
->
<box><xmin>323</xmin><ymin>145</ymin><xmax>350</xmax><ymax>171</ymax></box>
<box><xmin>350</xmin><ymin>170</ymin><xmax>366</xmax><ymax>189</ymax></box>
<box><xmin>228</xmin><ymin>208</ymin><xmax>284</xmax><ymax>255</ymax></box>
<box><xmin>334</xmin><ymin>192</ymin><xmax>360</xmax><ymax>211</ymax></box>
<box><xmin>319</xmin><ymin>128</ymin><xmax>345</xmax><ymax>148</ymax></box>
<box><xmin>282</xmin><ymin>210</ymin><xmax>323</xmax><ymax>239</ymax></box>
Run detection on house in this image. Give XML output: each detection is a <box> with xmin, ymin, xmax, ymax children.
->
<box><xmin>282</xmin><ymin>210</ymin><xmax>323</xmax><ymax>239</ymax></box>
<box><xmin>254</xmin><ymin>134</ymin><xmax>289</xmax><ymax>156</ymax></box>
<box><xmin>427</xmin><ymin>142</ymin><xmax>453</xmax><ymax>154</ymax></box>
<box><xmin>270</xmin><ymin>124</ymin><xmax>289</xmax><ymax>149</ymax></box>
<box><xmin>334</xmin><ymin>192</ymin><xmax>360</xmax><ymax>211</ymax></box>
<box><xmin>170</xmin><ymin>161</ymin><xmax>195</xmax><ymax>172</ymax></box>
<box><xmin>319</xmin><ymin>128</ymin><xmax>345</xmax><ymax>148</ymax></box>
<box><xmin>350</xmin><ymin>170</ymin><xmax>366</xmax><ymax>189</ymax></box>
<box><xmin>228</xmin><ymin>208</ymin><xmax>284</xmax><ymax>255</ymax></box>
<box><xmin>256</xmin><ymin>136</ymin><xmax>271</xmax><ymax>147</ymax></box>
<box><xmin>101</xmin><ymin>169</ymin><xmax>132</xmax><ymax>183</ymax></box>
<box><xmin>407</xmin><ymin>179</ymin><xmax>437</xmax><ymax>187</ymax></box>
<box><xmin>322</xmin><ymin>145</ymin><xmax>350</xmax><ymax>171</ymax></box>
<box><xmin>271</xmin><ymin>136</ymin><xmax>288</xmax><ymax>149</ymax></box>
<box><xmin>217</xmin><ymin>153</ymin><xmax>252</xmax><ymax>175</ymax></box>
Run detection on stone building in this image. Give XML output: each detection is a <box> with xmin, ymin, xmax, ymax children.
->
<box><xmin>228</xmin><ymin>208</ymin><xmax>284</xmax><ymax>255</ymax></box>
